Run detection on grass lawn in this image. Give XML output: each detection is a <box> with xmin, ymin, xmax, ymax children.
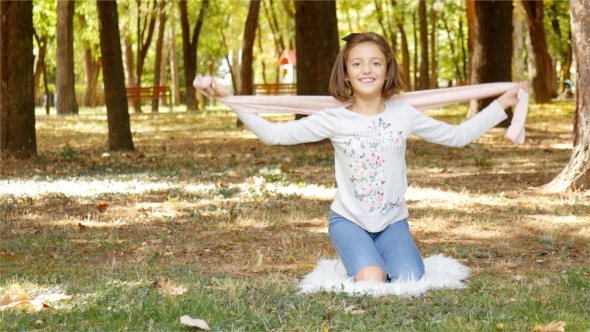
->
<box><xmin>1</xmin><ymin>102</ymin><xmax>589</xmax><ymax>331</ymax></box>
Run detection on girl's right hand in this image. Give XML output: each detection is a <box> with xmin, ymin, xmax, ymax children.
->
<box><xmin>193</xmin><ymin>75</ymin><xmax>233</xmax><ymax>97</ymax></box>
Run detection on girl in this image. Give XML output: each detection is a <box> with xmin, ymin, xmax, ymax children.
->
<box><xmin>196</xmin><ymin>32</ymin><xmax>525</xmax><ymax>283</ymax></box>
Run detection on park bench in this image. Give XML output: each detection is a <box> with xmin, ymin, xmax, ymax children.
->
<box><xmin>125</xmin><ymin>86</ymin><xmax>172</xmax><ymax>111</ymax></box>
<box><xmin>254</xmin><ymin>83</ymin><xmax>297</xmax><ymax>95</ymax></box>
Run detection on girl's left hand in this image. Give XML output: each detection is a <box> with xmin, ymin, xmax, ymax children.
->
<box><xmin>497</xmin><ymin>82</ymin><xmax>528</xmax><ymax>109</ymax></box>
<box><xmin>193</xmin><ymin>75</ymin><xmax>233</xmax><ymax>97</ymax></box>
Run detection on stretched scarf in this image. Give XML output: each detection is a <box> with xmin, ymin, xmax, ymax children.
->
<box><xmin>194</xmin><ymin>77</ymin><xmax>529</xmax><ymax>144</ymax></box>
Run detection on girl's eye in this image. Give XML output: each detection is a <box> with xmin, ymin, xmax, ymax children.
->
<box><xmin>373</xmin><ymin>62</ymin><xmax>382</xmax><ymax>66</ymax></box>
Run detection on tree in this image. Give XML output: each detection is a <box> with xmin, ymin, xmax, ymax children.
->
<box><xmin>417</xmin><ymin>0</ymin><xmax>429</xmax><ymax>90</ymax></box>
<box><xmin>543</xmin><ymin>0</ymin><xmax>590</xmax><ymax>192</ymax></box>
<box><xmin>294</xmin><ymin>0</ymin><xmax>338</xmax><ymax>96</ymax></box>
<box><xmin>468</xmin><ymin>0</ymin><xmax>513</xmax><ymax>125</ymax></box>
<box><xmin>96</xmin><ymin>0</ymin><xmax>134</xmax><ymax>151</ymax></box>
<box><xmin>521</xmin><ymin>0</ymin><xmax>554</xmax><ymax>103</ymax></box>
<box><xmin>180</xmin><ymin>0</ymin><xmax>209</xmax><ymax>111</ymax></box>
<box><xmin>152</xmin><ymin>0</ymin><xmax>169</xmax><ymax>113</ymax></box>
<box><xmin>239</xmin><ymin>0</ymin><xmax>261</xmax><ymax>95</ymax></box>
<box><xmin>0</xmin><ymin>0</ymin><xmax>37</xmax><ymax>158</ymax></box>
<box><xmin>32</xmin><ymin>0</ymin><xmax>56</xmax><ymax>114</ymax></box>
<box><xmin>77</xmin><ymin>4</ymin><xmax>102</xmax><ymax>108</ymax></box>
<box><xmin>56</xmin><ymin>0</ymin><xmax>79</xmax><ymax>115</ymax></box>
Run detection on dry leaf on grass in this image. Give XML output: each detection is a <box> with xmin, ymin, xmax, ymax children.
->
<box><xmin>533</xmin><ymin>321</ymin><xmax>566</xmax><ymax>332</ymax></box>
<box><xmin>0</xmin><ymin>292</ymin><xmax>74</xmax><ymax>312</ymax></box>
<box><xmin>152</xmin><ymin>278</ymin><xmax>187</xmax><ymax>297</ymax></box>
<box><xmin>180</xmin><ymin>315</ymin><xmax>210</xmax><ymax>330</ymax></box>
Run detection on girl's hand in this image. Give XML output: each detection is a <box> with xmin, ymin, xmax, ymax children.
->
<box><xmin>193</xmin><ymin>75</ymin><xmax>233</xmax><ymax>97</ymax></box>
<box><xmin>497</xmin><ymin>82</ymin><xmax>527</xmax><ymax>109</ymax></box>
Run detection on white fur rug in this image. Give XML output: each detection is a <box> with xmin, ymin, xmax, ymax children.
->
<box><xmin>298</xmin><ymin>254</ymin><xmax>470</xmax><ymax>297</ymax></box>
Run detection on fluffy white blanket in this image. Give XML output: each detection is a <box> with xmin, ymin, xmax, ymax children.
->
<box><xmin>297</xmin><ymin>254</ymin><xmax>470</xmax><ymax>297</ymax></box>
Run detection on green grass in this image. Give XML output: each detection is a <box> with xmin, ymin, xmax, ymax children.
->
<box><xmin>1</xmin><ymin>267</ymin><xmax>589</xmax><ymax>331</ymax></box>
<box><xmin>2</xmin><ymin>103</ymin><xmax>589</xmax><ymax>331</ymax></box>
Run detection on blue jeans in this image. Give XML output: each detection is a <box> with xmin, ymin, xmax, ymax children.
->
<box><xmin>328</xmin><ymin>210</ymin><xmax>425</xmax><ymax>281</ymax></box>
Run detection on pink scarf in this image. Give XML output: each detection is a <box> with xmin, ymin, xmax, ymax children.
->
<box><xmin>194</xmin><ymin>79</ymin><xmax>529</xmax><ymax>144</ymax></box>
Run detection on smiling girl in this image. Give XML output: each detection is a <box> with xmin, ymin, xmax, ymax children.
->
<box><xmin>196</xmin><ymin>32</ymin><xmax>525</xmax><ymax>283</ymax></box>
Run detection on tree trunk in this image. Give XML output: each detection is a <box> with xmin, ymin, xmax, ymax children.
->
<box><xmin>96</xmin><ymin>0</ymin><xmax>135</xmax><ymax>151</ymax></box>
<box><xmin>240</xmin><ymin>0</ymin><xmax>260</xmax><ymax>95</ymax></box>
<box><xmin>123</xmin><ymin>37</ymin><xmax>136</xmax><ymax>88</ymax></box>
<box><xmin>83</xmin><ymin>49</ymin><xmax>101</xmax><ymax>108</ymax></box>
<box><xmin>169</xmin><ymin>23</ymin><xmax>181</xmax><ymax>106</ymax></box>
<box><xmin>79</xmin><ymin>14</ymin><xmax>101</xmax><ymax>108</ymax></box>
<box><xmin>398</xmin><ymin>22</ymin><xmax>411</xmax><ymax>90</ymax></box>
<box><xmin>543</xmin><ymin>0</ymin><xmax>590</xmax><ymax>192</ymax></box>
<box><xmin>33</xmin><ymin>34</ymin><xmax>47</xmax><ymax>107</ymax></box>
<box><xmin>294</xmin><ymin>0</ymin><xmax>338</xmax><ymax>96</ymax></box>
<box><xmin>521</xmin><ymin>0</ymin><xmax>553</xmax><ymax>103</ymax></box>
<box><xmin>521</xmin><ymin>0</ymin><xmax>554</xmax><ymax>103</ymax></box>
<box><xmin>0</xmin><ymin>0</ymin><xmax>36</xmax><ymax>158</ymax></box>
<box><xmin>512</xmin><ymin>2</ymin><xmax>526</xmax><ymax>83</ymax></box>
<box><xmin>468</xmin><ymin>0</ymin><xmax>513</xmax><ymax>126</ymax></box>
<box><xmin>56</xmin><ymin>0</ymin><xmax>79</xmax><ymax>115</ymax></box>
<box><xmin>418</xmin><ymin>0</ymin><xmax>429</xmax><ymax>90</ymax></box>
<box><xmin>294</xmin><ymin>0</ymin><xmax>339</xmax><ymax>120</ymax></box>
<box><xmin>466</xmin><ymin>0</ymin><xmax>476</xmax><ymax>84</ymax></box>
<box><xmin>429</xmin><ymin>3</ymin><xmax>437</xmax><ymax>88</ymax></box>
<box><xmin>134</xmin><ymin>0</ymin><xmax>157</xmax><ymax>113</ymax></box>
<box><xmin>180</xmin><ymin>0</ymin><xmax>209</xmax><ymax>111</ymax></box>
<box><xmin>152</xmin><ymin>0</ymin><xmax>168</xmax><ymax>113</ymax></box>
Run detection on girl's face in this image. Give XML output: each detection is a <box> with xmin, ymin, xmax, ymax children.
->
<box><xmin>345</xmin><ymin>42</ymin><xmax>387</xmax><ymax>100</ymax></box>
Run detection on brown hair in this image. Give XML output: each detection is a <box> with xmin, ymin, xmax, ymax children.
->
<box><xmin>329</xmin><ymin>32</ymin><xmax>404</xmax><ymax>102</ymax></box>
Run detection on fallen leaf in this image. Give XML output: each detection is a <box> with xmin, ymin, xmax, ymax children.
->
<box><xmin>96</xmin><ymin>203</ymin><xmax>109</xmax><ymax>213</ymax></box>
<box><xmin>0</xmin><ymin>248</ymin><xmax>15</xmax><ymax>256</ymax></box>
<box><xmin>180</xmin><ymin>315</ymin><xmax>210</xmax><ymax>330</ymax></box>
<box><xmin>533</xmin><ymin>321</ymin><xmax>566</xmax><ymax>332</ymax></box>
<box><xmin>154</xmin><ymin>278</ymin><xmax>187</xmax><ymax>297</ymax></box>
<box><xmin>0</xmin><ymin>294</ymin><xmax>13</xmax><ymax>306</ymax></box>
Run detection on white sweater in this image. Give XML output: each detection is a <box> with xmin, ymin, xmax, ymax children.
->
<box><xmin>236</xmin><ymin>100</ymin><xmax>507</xmax><ymax>232</ymax></box>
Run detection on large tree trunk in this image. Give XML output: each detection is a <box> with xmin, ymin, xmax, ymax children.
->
<box><xmin>294</xmin><ymin>0</ymin><xmax>338</xmax><ymax>95</ymax></box>
<box><xmin>97</xmin><ymin>0</ymin><xmax>135</xmax><ymax>151</ymax></box>
<box><xmin>468</xmin><ymin>0</ymin><xmax>513</xmax><ymax>126</ymax></box>
<box><xmin>294</xmin><ymin>0</ymin><xmax>339</xmax><ymax>120</ymax></box>
<box><xmin>543</xmin><ymin>1</ymin><xmax>590</xmax><ymax>192</ymax></box>
<box><xmin>240</xmin><ymin>0</ymin><xmax>261</xmax><ymax>95</ymax></box>
<box><xmin>151</xmin><ymin>0</ymin><xmax>168</xmax><ymax>113</ymax></box>
<box><xmin>179</xmin><ymin>0</ymin><xmax>209</xmax><ymax>111</ymax></box>
<box><xmin>0</xmin><ymin>0</ymin><xmax>36</xmax><ymax>158</ymax></box>
<box><xmin>56</xmin><ymin>0</ymin><xmax>79</xmax><ymax>115</ymax></box>
<box><xmin>521</xmin><ymin>0</ymin><xmax>554</xmax><ymax>103</ymax></box>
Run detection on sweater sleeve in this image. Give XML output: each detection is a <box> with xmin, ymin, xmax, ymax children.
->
<box><xmin>409</xmin><ymin>100</ymin><xmax>508</xmax><ymax>147</ymax></box>
<box><xmin>235</xmin><ymin>110</ymin><xmax>337</xmax><ymax>145</ymax></box>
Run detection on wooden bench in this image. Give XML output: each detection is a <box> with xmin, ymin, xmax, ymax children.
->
<box><xmin>126</xmin><ymin>86</ymin><xmax>172</xmax><ymax>110</ymax></box>
<box><xmin>254</xmin><ymin>83</ymin><xmax>297</xmax><ymax>95</ymax></box>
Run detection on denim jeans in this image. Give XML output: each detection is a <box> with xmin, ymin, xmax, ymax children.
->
<box><xmin>328</xmin><ymin>210</ymin><xmax>425</xmax><ymax>281</ymax></box>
